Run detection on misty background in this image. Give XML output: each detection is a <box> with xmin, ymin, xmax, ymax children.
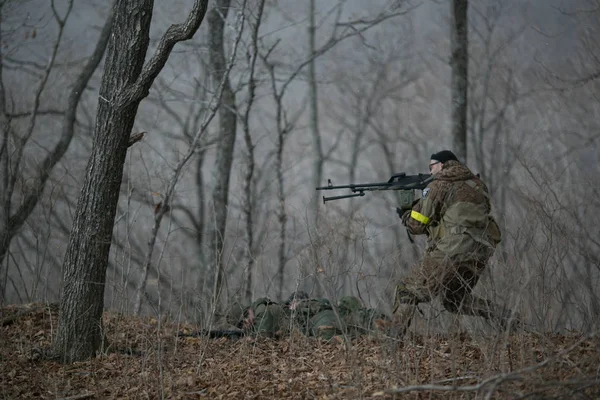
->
<box><xmin>2</xmin><ymin>0</ymin><xmax>599</xmax><ymax>333</ymax></box>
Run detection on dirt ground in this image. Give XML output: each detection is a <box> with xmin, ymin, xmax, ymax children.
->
<box><xmin>1</xmin><ymin>303</ymin><xmax>599</xmax><ymax>399</ymax></box>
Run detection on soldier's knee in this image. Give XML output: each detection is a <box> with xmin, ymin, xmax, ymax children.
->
<box><xmin>393</xmin><ymin>283</ymin><xmax>420</xmax><ymax>314</ymax></box>
<box><xmin>395</xmin><ymin>283</ymin><xmax>418</xmax><ymax>303</ymax></box>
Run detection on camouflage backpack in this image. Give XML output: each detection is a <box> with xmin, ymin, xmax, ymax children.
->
<box><xmin>249</xmin><ymin>297</ymin><xmax>289</xmax><ymax>337</ymax></box>
<box><xmin>309</xmin><ymin>308</ymin><xmax>345</xmax><ymax>340</ymax></box>
<box><xmin>337</xmin><ymin>296</ymin><xmax>363</xmax><ymax>316</ymax></box>
<box><xmin>290</xmin><ymin>298</ymin><xmax>332</xmax><ymax>335</ymax></box>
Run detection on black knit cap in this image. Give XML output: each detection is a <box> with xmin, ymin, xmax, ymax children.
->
<box><xmin>430</xmin><ymin>150</ymin><xmax>458</xmax><ymax>164</ymax></box>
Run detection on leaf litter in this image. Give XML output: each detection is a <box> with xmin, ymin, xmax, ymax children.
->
<box><xmin>1</xmin><ymin>303</ymin><xmax>599</xmax><ymax>399</ymax></box>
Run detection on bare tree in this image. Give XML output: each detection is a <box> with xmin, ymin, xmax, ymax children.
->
<box><xmin>53</xmin><ymin>0</ymin><xmax>210</xmax><ymax>363</ymax></box>
<box><xmin>207</xmin><ymin>0</ymin><xmax>239</xmax><ymax>311</ymax></box>
<box><xmin>308</xmin><ymin>0</ymin><xmax>324</xmax><ymax>232</ymax></box>
<box><xmin>323</xmin><ymin>29</ymin><xmax>420</xmax><ymax>295</ymax></box>
<box><xmin>241</xmin><ymin>0</ymin><xmax>266</xmax><ymax>304</ymax></box>
<box><xmin>450</xmin><ymin>0</ymin><xmax>468</xmax><ymax>160</ymax></box>
<box><xmin>0</xmin><ymin>1</ymin><xmax>113</xmax><ymax>304</ymax></box>
<box><xmin>132</xmin><ymin>5</ymin><xmax>245</xmax><ymax>317</ymax></box>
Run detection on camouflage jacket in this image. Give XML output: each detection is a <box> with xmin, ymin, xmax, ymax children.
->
<box><xmin>405</xmin><ymin>160</ymin><xmax>501</xmax><ymax>261</ymax></box>
<box><xmin>227</xmin><ymin>297</ymin><xmax>333</xmax><ymax>337</ymax></box>
<box><xmin>309</xmin><ymin>296</ymin><xmax>391</xmax><ymax>340</ymax></box>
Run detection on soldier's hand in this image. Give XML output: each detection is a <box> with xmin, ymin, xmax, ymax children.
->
<box><xmin>242</xmin><ymin>308</ymin><xmax>255</xmax><ymax>330</ymax></box>
<box><xmin>401</xmin><ymin>210</ymin><xmax>411</xmax><ymax>226</ymax></box>
<box><xmin>395</xmin><ymin>207</ymin><xmax>405</xmax><ymax>219</ymax></box>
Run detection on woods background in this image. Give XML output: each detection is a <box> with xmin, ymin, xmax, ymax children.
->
<box><xmin>1</xmin><ymin>0</ymin><xmax>598</xmax><ymax>338</ymax></box>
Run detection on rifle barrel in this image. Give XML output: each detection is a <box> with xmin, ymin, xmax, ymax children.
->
<box><xmin>322</xmin><ymin>192</ymin><xmax>366</xmax><ymax>203</ymax></box>
<box><xmin>315</xmin><ymin>173</ymin><xmax>433</xmax><ymax>202</ymax></box>
<box><xmin>316</xmin><ymin>182</ymin><xmax>391</xmax><ymax>191</ymax></box>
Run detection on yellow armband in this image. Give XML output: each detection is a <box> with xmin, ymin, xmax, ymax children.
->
<box><xmin>410</xmin><ymin>210</ymin><xmax>430</xmax><ymax>225</ymax></box>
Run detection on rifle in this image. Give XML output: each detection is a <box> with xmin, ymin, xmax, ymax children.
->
<box><xmin>316</xmin><ymin>172</ymin><xmax>433</xmax><ymax>209</ymax></box>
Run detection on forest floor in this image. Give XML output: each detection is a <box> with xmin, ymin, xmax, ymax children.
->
<box><xmin>1</xmin><ymin>303</ymin><xmax>599</xmax><ymax>399</ymax></box>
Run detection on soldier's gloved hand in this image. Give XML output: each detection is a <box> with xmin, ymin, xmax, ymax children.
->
<box><xmin>401</xmin><ymin>210</ymin><xmax>411</xmax><ymax>226</ymax></box>
<box><xmin>395</xmin><ymin>207</ymin><xmax>404</xmax><ymax>219</ymax></box>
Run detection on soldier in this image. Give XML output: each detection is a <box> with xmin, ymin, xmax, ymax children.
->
<box><xmin>337</xmin><ymin>296</ymin><xmax>391</xmax><ymax>337</ymax></box>
<box><xmin>284</xmin><ymin>290</ymin><xmax>310</xmax><ymax>310</ymax></box>
<box><xmin>395</xmin><ymin>150</ymin><xmax>519</xmax><ymax>336</ymax></box>
<box><xmin>227</xmin><ymin>291</ymin><xmax>315</xmax><ymax>338</ymax></box>
<box><xmin>308</xmin><ymin>304</ymin><xmax>344</xmax><ymax>340</ymax></box>
<box><xmin>292</xmin><ymin>297</ymin><xmax>335</xmax><ymax>337</ymax></box>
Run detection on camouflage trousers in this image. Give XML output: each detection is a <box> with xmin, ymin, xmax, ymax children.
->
<box><xmin>393</xmin><ymin>248</ymin><xmax>517</xmax><ymax>336</ymax></box>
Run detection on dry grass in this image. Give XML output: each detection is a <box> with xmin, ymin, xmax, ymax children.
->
<box><xmin>1</xmin><ymin>303</ymin><xmax>599</xmax><ymax>399</ymax></box>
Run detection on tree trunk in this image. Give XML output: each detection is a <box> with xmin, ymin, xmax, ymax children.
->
<box><xmin>53</xmin><ymin>0</ymin><xmax>209</xmax><ymax>363</ymax></box>
<box><xmin>308</xmin><ymin>0</ymin><xmax>324</xmax><ymax>298</ymax></box>
<box><xmin>309</xmin><ymin>0</ymin><xmax>324</xmax><ymax>230</ymax></box>
<box><xmin>208</xmin><ymin>0</ymin><xmax>237</xmax><ymax>311</ymax></box>
<box><xmin>242</xmin><ymin>0</ymin><xmax>265</xmax><ymax>304</ymax></box>
<box><xmin>53</xmin><ymin>0</ymin><xmax>154</xmax><ymax>363</ymax></box>
<box><xmin>276</xmin><ymin>117</ymin><xmax>287</xmax><ymax>302</ymax></box>
<box><xmin>450</xmin><ymin>0</ymin><xmax>468</xmax><ymax>161</ymax></box>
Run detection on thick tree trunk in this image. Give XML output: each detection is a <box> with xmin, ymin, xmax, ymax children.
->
<box><xmin>53</xmin><ymin>0</ymin><xmax>153</xmax><ymax>363</ymax></box>
<box><xmin>208</xmin><ymin>0</ymin><xmax>237</xmax><ymax>310</ymax></box>
<box><xmin>450</xmin><ymin>0</ymin><xmax>468</xmax><ymax>161</ymax></box>
<box><xmin>53</xmin><ymin>0</ymin><xmax>209</xmax><ymax>363</ymax></box>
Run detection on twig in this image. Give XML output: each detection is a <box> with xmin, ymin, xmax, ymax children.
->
<box><xmin>127</xmin><ymin>131</ymin><xmax>145</xmax><ymax>147</ymax></box>
<box><xmin>373</xmin><ymin>334</ymin><xmax>595</xmax><ymax>397</ymax></box>
<box><xmin>55</xmin><ymin>392</ymin><xmax>95</xmax><ymax>400</ymax></box>
<box><xmin>132</xmin><ymin>1</ymin><xmax>247</xmax><ymax>316</ymax></box>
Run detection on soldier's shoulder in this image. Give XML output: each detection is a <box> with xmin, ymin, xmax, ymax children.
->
<box><xmin>425</xmin><ymin>179</ymin><xmax>451</xmax><ymax>198</ymax></box>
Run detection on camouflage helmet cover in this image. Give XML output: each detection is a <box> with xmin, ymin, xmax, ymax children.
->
<box><xmin>338</xmin><ymin>296</ymin><xmax>362</xmax><ymax>314</ymax></box>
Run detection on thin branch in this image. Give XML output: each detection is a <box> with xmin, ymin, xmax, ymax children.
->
<box><xmin>374</xmin><ymin>333</ymin><xmax>596</xmax><ymax>397</ymax></box>
<box><xmin>7</xmin><ymin>0</ymin><xmax>112</xmax><ymax>242</ymax></box>
<box><xmin>132</xmin><ymin>2</ymin><xmax>246</xmax><ymax>315</ymax></box>
<box><xmin>6</xmin><ymin>110</ymin><xmax>65</xmax><ymax>118</ymax></box>
<box><xmin>6</xmin><ymin>0</ymin><xmax>74</xmax><ymax>212</ymax></box>
<box><xmin>277</xmin><ymin>2</ymin><xmax>419</xmax><ymax>98</ymax></box>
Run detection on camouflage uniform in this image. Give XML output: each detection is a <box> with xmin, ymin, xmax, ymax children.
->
<box><xmin>226</xmin><ymin>294</ymin><xmax>393</xmax><ymax>340</ymax></box>
<box><xmin>250</xmin><ymin>297</ymin><xmax>291</xmax><ymax>337</ymax></box>
<box><xmin>227</xmin><ymin>292</ymin><xmax>333</xmax><ymax>338</ymax></box>
<box><xmin>226</xmin><ymin>297</ymin><xmax>290</xmax><ymax>337</ymax></box>
<box><xmin>293</xmin><ymin>298</ymin><xmax>339</xmax><ymax>339</ymax></box>
<box><xmin>338</xmin><ymin>296</ymin><xmax>391</xmax><ymax>337</ymax></box>
<box><xmin>396</xmin><ymin>159</ymin><xmax>516</xmax><ymax>334</ymax></box>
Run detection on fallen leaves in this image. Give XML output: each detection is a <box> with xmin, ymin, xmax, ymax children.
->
<box><xmin>1</xmin><ymin>303</ymin><xmax>599</xmax><ymax>399</ymax></box>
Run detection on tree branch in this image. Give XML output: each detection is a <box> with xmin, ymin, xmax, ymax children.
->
<box><xmin>118</xmin><ymin>0</ymin><xmax>210</xmax><ymax>108</ymax></box>
<box><xmin>6</xmin><ymin>0</ymin><xmax>74</xmax><ymax>217</ymax></box>
<box><xmin>132</xmin><ymin>1</ymin><xmax>246</xmax><ymax>315</ymax></box>
<box><xmin>7</xmin><ymin>0</ymin><xmax>113</xmax><ymax>241</ymax></box>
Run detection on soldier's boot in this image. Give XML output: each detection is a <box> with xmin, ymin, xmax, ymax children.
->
<box><xmin>390</xmin><ymin>304</ymin><xmax>416</xmax><ymax>339</ymax></box>
<box><xmin>448</xmin><ymin>295</ymin><xmax>525</xmax><ymax>333</ymax></box>
<box><xmin>391</xmin><ymin>282</ymin><xmax>420</xmax><ymax>339</ymax></box>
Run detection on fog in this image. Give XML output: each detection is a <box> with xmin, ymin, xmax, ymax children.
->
<box><xmin>2</xmin><ymin>0</ymin><xmax>599</xmax><ymax>333</ymax></box>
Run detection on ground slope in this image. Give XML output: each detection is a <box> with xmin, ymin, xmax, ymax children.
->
<box><xmin>1</xmin><ymin>303</ymin><xmax>598</xmax><ymax>399</ymax></box>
